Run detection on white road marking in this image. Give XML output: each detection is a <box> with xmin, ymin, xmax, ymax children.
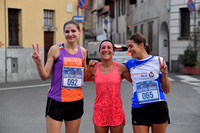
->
<box><xmin>193</xmin><ymin>87</ymin><xmax>200</xmax><ymax>94</ymax></box>
<box><xmin>0</xmin><ymin>84</ymin><xmax>50</xmax><ymax>91</ymax></box>
<box><xmin>176</xmin><ymin>75</ymin><xmax>200</xmax><ymax>87</ymax></box>
<box><xmin>168</xmin><ymin>77</ymin><xmax>175</xmax><ymax>81</ymax></box>
<box><xmin>176</xmin><ymin>75</ymin><xmax>200</xmax><ymax>81</ymax></box>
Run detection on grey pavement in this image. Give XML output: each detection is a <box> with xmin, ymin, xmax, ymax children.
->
<box><xmin>0</xmin><ymin>72</ymin><xmax>200</xmax><ymax>133</ymax></box>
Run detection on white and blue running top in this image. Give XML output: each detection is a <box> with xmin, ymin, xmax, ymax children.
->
<box><xmin>125</xmin><ymin>56</ymin><xmax>167</xmax><ymax>108</ymax></box>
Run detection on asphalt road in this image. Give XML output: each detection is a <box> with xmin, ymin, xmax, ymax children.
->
<box><xmin>0</xmin><ymin>73</ymin><xmax>200</xmax><ymax>133</ymax></box>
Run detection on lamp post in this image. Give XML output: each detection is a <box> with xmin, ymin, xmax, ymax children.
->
<box><xmin>194</xmin><ymin>0</ymin><xmax>196</xmax><ymax>50</ymax></box>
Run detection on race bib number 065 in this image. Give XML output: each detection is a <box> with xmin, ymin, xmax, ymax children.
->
<box><xmin>136</xmin><ymin>80</ymin><xmax>160</xmax><ymax>104</ymax></box>
<box><xmin>62</xmin><ymin>67</ymin><xmax>83</xmax><ymax>89</ymax></box>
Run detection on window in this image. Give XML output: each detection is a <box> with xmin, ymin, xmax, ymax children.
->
<box><xmin>140</xmin><ymin>24</ymin><xmax>143</xmax><ymax>34</ymax></box>
<box><xmin>105</xmin><ymin>0</ymin><xmax>112</xmax><ymax>5</ymax></box>
<box><xmin>134</xmin><ymin>26</ymin><xmax>138</xmax><ymax>33</ymax></box>
<box><xmin>122</xmin><ymin>0</ymin><xmax>125</xmax><ymax>15</ymax></box>
<box><xmin>8</xmin><ymin>9</ymin><xmax>20</xmax><ymax>46</ymax></box>
<box><xmin>118</xmin><ymin>0</ymin><xmax>121</xmax><ymax>16</ymax></box>
<box><xmin>44</xmin><ymin>10</ymin><xmax>53</xmax><ymax>26</ymax></box>
<box><xmin>130</xmin><ymin>0</ymin><xmax>137</xmax><ymax>4</ymax></box>
<box><xmin>148</xmin><ymin>21</ymin><xmax>153</xmax><ymax>49</ymax></box>
<box><xmin>180</xmin><ymin>8</ymin><xmax>190</xmax><ymax>37</ymax></box>
<box><xmin>110</xmin><ymin>1</ymin><xmax>115</xmax><ymax>18</ymax></box>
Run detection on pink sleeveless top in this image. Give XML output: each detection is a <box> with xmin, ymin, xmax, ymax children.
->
<box><xmin>93</xmin><ymin>62</ymin><xmax>125</xmax><ymax>126</ymax></box>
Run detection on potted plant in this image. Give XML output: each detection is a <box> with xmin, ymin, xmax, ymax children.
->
<box><xmin>180</xmin><ymin>45</ymin><xmax>200</xmax><ymax>75</ymax></box>
<box><xmin>197</xmin><ymin>60</ymin><xmax>200</xmax><ymax>68</ymax></box>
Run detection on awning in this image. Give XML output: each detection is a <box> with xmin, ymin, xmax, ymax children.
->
<box><xmin>91</xmin><ymin>4</ymin><xmax>110</xmax><ymax>16</ymax></box>
<box><xmin>99</xmin><ymin>5</ymin><xmax>110</xmax><ymax>15</ymax></box>
<box><xmin>91</xmin><ymin>3</ymin><xmax>105</xmax><ymax>13</ymax></box>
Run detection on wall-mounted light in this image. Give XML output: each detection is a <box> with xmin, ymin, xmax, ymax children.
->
<box><xmin>164</xmin><ymin>39</ymin><xmax>168</xmax><ymax>47</ymax></box>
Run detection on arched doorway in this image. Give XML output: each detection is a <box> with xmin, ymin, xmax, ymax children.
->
<box><xmin>159</xmin><ymin>22</ymin><xmax>169</xmax><ymax>67</ymax></box>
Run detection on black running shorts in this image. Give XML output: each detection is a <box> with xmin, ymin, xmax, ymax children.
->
<box><xmin>46</xmin><ymin>97</ymin><xmax>84</xmax><ymax>121</ymax></box>
<box><xmin>131</xmin><ymin>101</ymin><xmax>170</xmax><ymax>126</ymax></box>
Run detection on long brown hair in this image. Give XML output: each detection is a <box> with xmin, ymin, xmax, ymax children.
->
<box><xmin>129</xmin><ymin>33</ymin><xmax>150</xmax><ymax>54</ymax></box>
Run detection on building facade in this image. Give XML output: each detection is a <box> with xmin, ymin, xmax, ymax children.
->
<box><xmin>85</xmin><ymin>0</ymin><xmax>200</xmax><ymax>71</ymax></box>
<box><xmin>170</xmin><ymin>0</ymin><xmax>200</xmax><ymax>72</ymax></box>
<box><xmin>86</xmin><ymin>0</ymin><xmax>170</xmax><ymax>63</ymax></box>
<box><xmin>91</xmin><ymin>0</ymin><xmax>111</xmax><ymax>41</ymax></box>
<box><xmin>127</xmin><ymin>0</ymin><xmax>170</xmax><ymax>65</ymax></box>
<box><xmin>0</xmin><ymin>0</ymin><xmax>83</xmax><ymax>83</ymax></box>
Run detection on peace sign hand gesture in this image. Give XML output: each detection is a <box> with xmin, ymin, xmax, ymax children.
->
<box><xmin>158</xmin><ymin>56</ymin><xmax>168</xmax><ymax>75</ymax></box>
<box><xmin>32</xmin><ymin>44</ymin><xmax>42</xmax><ymax>65</ymax></box>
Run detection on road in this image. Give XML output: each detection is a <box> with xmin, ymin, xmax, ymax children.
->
<box><xmin>0</xmin><ymin>73</ymin><xmax>200</xmax><ymax>133</ymax></box>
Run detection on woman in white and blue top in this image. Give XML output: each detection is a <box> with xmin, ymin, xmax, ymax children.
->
<box><xmin>125</xmin><ymin>33</ymin><xmax>171</xmax><ymax>133</ymax></box>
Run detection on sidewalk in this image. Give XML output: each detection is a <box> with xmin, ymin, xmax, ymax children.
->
<box><xmin>0</xmin><ymin>78</ymin><xmax>51</xmax><ymax>89</ymax></box>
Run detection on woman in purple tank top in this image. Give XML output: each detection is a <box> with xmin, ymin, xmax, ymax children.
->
<box><xmin>32</xmin><ymin>20</ymin><xmax>87</xmax><ymax>133</ymax></box>
<box><xmin>84</xmin><ymin>40</ymin><xmax>132</xmax><ymax>133</ymax></box>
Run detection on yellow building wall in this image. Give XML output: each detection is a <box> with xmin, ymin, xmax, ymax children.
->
<box><xmin>0</xmin><ymin>0</ymin><xmax>5</xmax><ymax>47</ymax></box>
<box><xmin>0</xmin><ymin>0</ymin><xmax>85</xmax><ymax>83</ymax></box>
<box><xmin>4</xmin><ymin>0</ymin><xmax>83</xmax><ymax>48</ymax></box>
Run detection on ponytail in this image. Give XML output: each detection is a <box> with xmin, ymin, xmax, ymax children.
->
<box><xmin>145</xmin><ymin>43</ymin><xmax>151</xmax><ymax>55</ymax></box>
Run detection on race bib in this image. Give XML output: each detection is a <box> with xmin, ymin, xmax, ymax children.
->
<box><xmin>62</xmin><ymin>67</ymin><xmax>84</xmax><ymax>89</ymax></box>
<box><xmin>136</xmin><ymin>80</ymin><xmax>160</xmax><ymax>104</ymax></box>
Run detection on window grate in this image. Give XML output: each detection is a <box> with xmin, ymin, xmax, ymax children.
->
<box><xmin>44</xmin><ymin>10</ymin><xmax>53</xmax><ymax>26</ymax></box>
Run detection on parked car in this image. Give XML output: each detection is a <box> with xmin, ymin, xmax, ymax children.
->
<box><xmin>85</xmin><ymin>42</ymin><xmax>101</xmax><ymax>63</ymax></box>
<box><xmin>113</xmin><ymin>44</ymin><xmax>132</xmax><ymax>64</ymax></box>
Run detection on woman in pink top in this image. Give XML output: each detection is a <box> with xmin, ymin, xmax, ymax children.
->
<box><xmin>85</xmin><ymin>40</ymin><xmax>132</xmax><ymax>133</ymax></box>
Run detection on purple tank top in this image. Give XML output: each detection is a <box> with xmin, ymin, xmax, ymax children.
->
<box><xmin>48</xmin><ymin>43</ymin><xmax>83</xmax><ymax>102</ymax></box>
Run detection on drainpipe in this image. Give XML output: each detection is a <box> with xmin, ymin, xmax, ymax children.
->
<box><xmin>77</xmin><ymin>2</ymin><xmax>81</xmax><ymax>45</ymax></box>
<box><xmin>4</xmin><ymin>0</ymin><xmax>7</xmax><ymax>82</ymax></box>
<box><xmin>194</xmin><ymin>0</ymin><xmax>196</xmax><ymax>50</ymax></box>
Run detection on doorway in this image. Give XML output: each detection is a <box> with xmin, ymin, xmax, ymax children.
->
<box><xmin>44</xmin><ymin>31</ymin><xmax>54</xmax><ymax>63</ymax></box>
<box><xmin>159</xmin><ymin>22</ymin><xmax>169</xmax><ymax>67</ymax></box>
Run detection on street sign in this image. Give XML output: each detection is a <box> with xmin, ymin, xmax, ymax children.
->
<box><xmin>187</xmin><ymin>0</ymin><xmax>195</xmax><ymax>12</ymax></box>
<box><xmin>78</xmin><ymin>0</ymin><xmax>87</xmax><ymax>9</ymax></box>
<box><xmin>73</xmin><ymin>16</ymin><xmax>84</xmax><ymax>22</ymax></box>
<box><xmin>104</xmin><ymin>19</ymin><xmax>108</xmax><ymax>25</ymax></box>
